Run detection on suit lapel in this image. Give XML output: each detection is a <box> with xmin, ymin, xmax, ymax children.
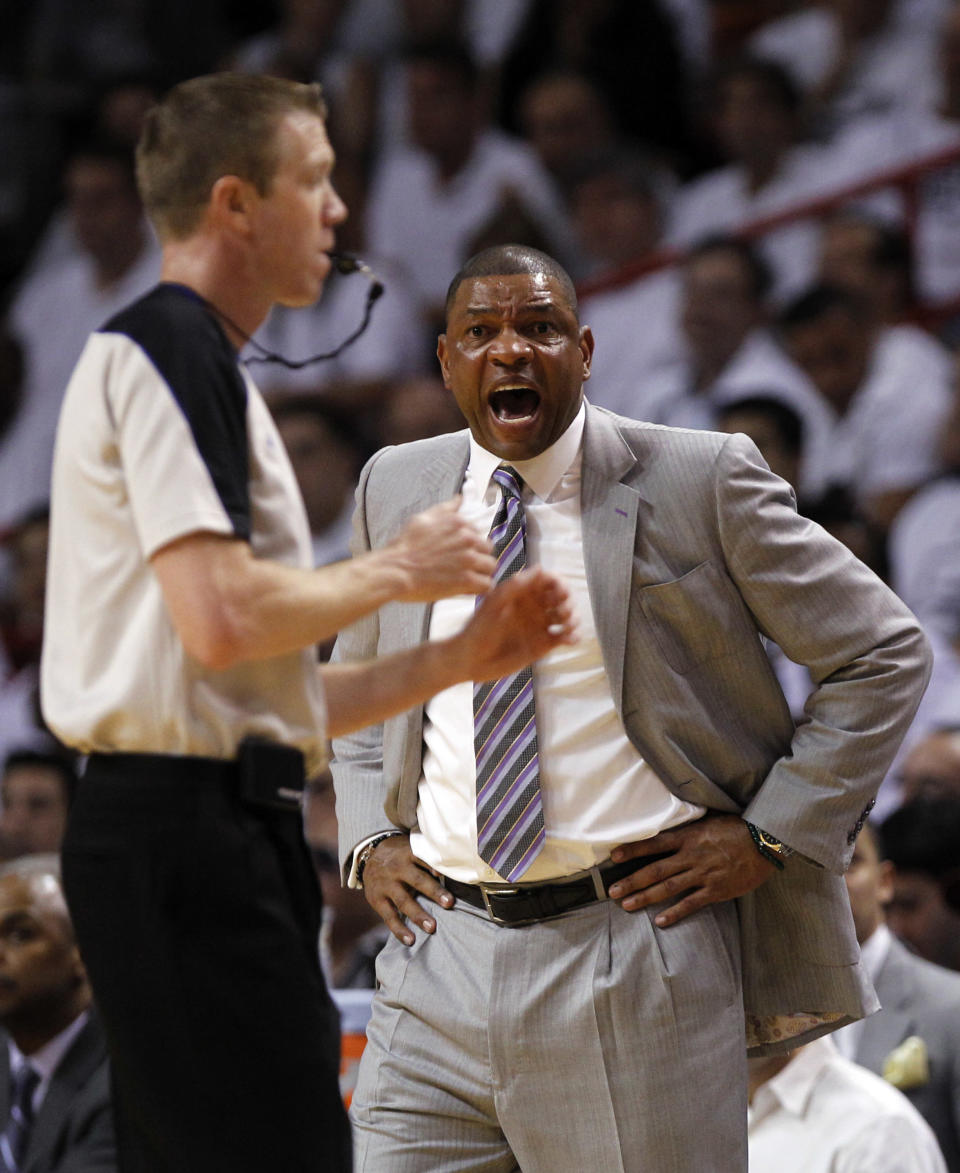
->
<box><xmin>23</xmin><ymin>1015</ymin><xmax>106</xmax><ymax>1173</ymax></box>
<box><xmin>581</xmin><ymin>406</ymin><xmax>641</xmax><ymax>710</ymax></box>
<box><xmin>856</xmin><ymin>940</ymin><xmax>917</xmax><ymax>1072</ymax></box>
<box><xmin>392</xmin><ymin>436</ymin><xmax>470</xmax><ymax>818</ymax></box>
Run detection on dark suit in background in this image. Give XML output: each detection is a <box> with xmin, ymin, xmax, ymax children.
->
<box><xmin>0</xmin><ymin>1013</ymin><xmax>116</xmax><ymax>1173</ymax></box>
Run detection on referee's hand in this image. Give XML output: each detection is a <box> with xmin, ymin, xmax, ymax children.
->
<box><xmin>384</xmin><ymin>498</ymin><xmax>495</xmax><ymax>602</ymax></box>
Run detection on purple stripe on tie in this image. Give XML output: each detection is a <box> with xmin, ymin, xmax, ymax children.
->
<box><xmin>487</xmin><ymin>795</ymin><xmax>544</xmax><ymax>869</ymax></box>
<box><xmin>476</xmin><ymin>697</ymin><xmax>535</xmax><ymax>777</ymax></box>
<box><xmin>473</xmin><ymin>674</ymin><xmax>515</xmax><ymax>728</ymax></box>
<box><xmin>477</xmin><ymin>732</ymin><xmax>536</xmax><ymax>810</ymax></box>
<box><xmin>477</xmin><ymin>708</ymin><xmax>536</xmax><ymax>788</ymax></box>
<box><xmin>502</xmin><ymin>825</ymin><xmax>547</xmax><ymax>881</ymax></box>
<box><xmin>477</xmin><ymin>740</ymin><xmax>537</xmax><ymax>821</ymax></box>
<box><xmin>477</xmin><ymin>752</ymin><xmax>539</xmax><ymax>839</ymax></box>
<box><xmin>475</xmin><ymin>682</ymin><xmax>534</xmax><ymax>769</ymax></box>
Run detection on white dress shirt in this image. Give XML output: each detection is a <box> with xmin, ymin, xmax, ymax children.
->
<box><xmin>749</xmin><ymin>1034</ymin><xmax>947</xmax><ymax>1173</ymax></box>
<box><xmin>409</xmin><ymin>403</ymin><xmax>704</xmax><ymax>884</ymax></box>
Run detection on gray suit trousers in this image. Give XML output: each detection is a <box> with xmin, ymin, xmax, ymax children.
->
<box><xmin>351</xmin><ymin>893</ymin><xmax>747</xmax><ymax>1172</ymax></box>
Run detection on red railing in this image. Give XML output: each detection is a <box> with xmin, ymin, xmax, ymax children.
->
<box><xmin>576</xmin><ymin>141</ymin><xmax>960</xmax><ymax>329</ymax></box>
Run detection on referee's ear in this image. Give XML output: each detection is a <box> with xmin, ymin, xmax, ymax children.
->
<box><xmin>208</xmin><ymin>174</ymin><xmax>258</xmax><ymax>240</ymax></box>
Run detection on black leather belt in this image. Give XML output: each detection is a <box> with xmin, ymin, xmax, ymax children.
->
<box><xmin>86</xmin><ymin>738</ymin><xmax>305</xmax><ymax>812</ymax></box>
<box><xmin>442</xmin><ymin>853</ymin><xmax>671</xmax><ymax>927</ymax></box>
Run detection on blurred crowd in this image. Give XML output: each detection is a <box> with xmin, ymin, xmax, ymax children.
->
<box><xmin>1</xmin><ymin>1</ymin><xmax>960</xmax><ymax>1165</ymax></box>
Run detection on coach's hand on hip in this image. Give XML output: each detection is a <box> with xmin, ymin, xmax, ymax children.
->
<box><xmin>608</xmin><ymin>813</ymin><xmax>777</xmax><ymax>928</ymax></box>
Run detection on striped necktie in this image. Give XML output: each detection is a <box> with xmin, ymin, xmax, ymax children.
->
<box><xmin>474</xmin><ymin>465</ymin><xmax>545</xmax><ymax>881</ymax></box>
<box><xmin>0</xmin><ymin>1063</ymin><xmax>40</xmax><ymax>1173</ymax></box>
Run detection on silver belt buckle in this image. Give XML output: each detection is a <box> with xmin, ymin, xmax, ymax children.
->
<box><xmin>480</xmin><ymin>885</ymin><xmax>522</xmax><ymax>925</ymax></box>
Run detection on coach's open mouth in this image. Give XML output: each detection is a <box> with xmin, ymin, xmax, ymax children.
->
<box><xmin>489</xmin><ymin>386</ymin><xmax>540</xmax><ymax>421</ymax></box>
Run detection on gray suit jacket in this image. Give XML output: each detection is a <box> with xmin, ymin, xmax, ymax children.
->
<box><xmin>331</xmin><ymin>404</ymin><xmax>931</xmax><ymax>1053</ymax></box>
<box><xmin>856</xmin><ymin>935</ymin><xmax>960</xmax><ymax>1171</ymax></box>
<box><xmin>0</xmin><ymin>1012</ymin><xmax>116</xmax><ymax>1173</ymax></box>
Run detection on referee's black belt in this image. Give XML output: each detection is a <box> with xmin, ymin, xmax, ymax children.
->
<box><xmin>441</xmin><ymin>853</ymin><xmax>671</xmax><ymax>927</ymax></box>
<box><xmin>85</xmin><ymin>738</ymin><xmax>305</xmax><ymax>812</ymax></box>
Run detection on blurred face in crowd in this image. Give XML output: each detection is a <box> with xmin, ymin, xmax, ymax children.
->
<box><xmin>819</xmin><ymin>219</ymin><xmax>877</xmax><ymax>300</ymax></box>
<box><xmin>783</xmin><ymin>307</ymin><xmax>871</xmax><ymax>414</ymax></box>
<box><xmin>886</xmin><ymin>867</ymin><xmax>960</xmax><ymax>970</ymax></box>
<box><xmin>520</xmin><ymin>75</ymin><xmax>614</xmax><ymax>181</ymax></box>
<box><xmin>900</xmin><ymin>731</ymin><xmax>960</xmax><ymax>803</ymax></box>
<box><xmin>682</xmin><ymin>248</ymin><xmax>762</xmax><ymax>369</ymax></box>
<box><xmin>0</xmin><ymin>763</ymin><xmax>70</xmax><ymax>858</ymax></box>
<box><xmin>572</xmin><ymin>173</ymin><xmax>660</xmax><ymax>269</ymax></box>
<box><xmin>66</xmin><ymin>156</ymin><xmax>145</xmax><ymax>276</ymax></box>
<box><xmin>274</xmin><ymin>410</ymin><xmax>356</xmax><ymax>534</ymax></box>
<box><xmin>844</xmin><ymin>826</ymin><xmax>894</xmax><ymax>946</ymax></box>
<box><xmin>407</xmin><ymin>61</ymin><xmax>476</xmax><ymax>166</ymax></box>
<box><xmin>0</xmin><ymin>871</ymin><xmax>87</xmax><ymax>1048</ymax></box>
<box><xmin>714</xmin><ymin>74</ymin><xmax>793</xmax><ymax>167</ymax></box>
<box><xmin>438</xmin><ymin>271</ymin><xmax>593</xmax><ymax>463</ymax></box>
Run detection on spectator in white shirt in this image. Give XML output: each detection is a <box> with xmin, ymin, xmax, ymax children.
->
<box><xmin>572</xmin><ymin>152</ymin><xmax>683</xmax><ymax>406</ymax></box>
<box><xmin>833</xmin><ymin>820</ymin><xmax>960</xmax><ymax>1170</ymax></box>
<box><xmin>639</xmin><ymin>237</ymin><xmax>832</xmax><ymax>492</ymax></box>
<box><xmin>748</xmin><ymin>1034</ymin><xmax>947</xmax><ymax>1172</ymax></box>
<box><xmin>365</xmin><ymin>41</ymin><xmax>573</xmax><ymax>331</ymax></box>
<box><xmin>779</xmin><ymin>284</ymin><xmax>951</xmax><ymax>530</ymax></box>
<box><xmin>748</xmin><ymin>0</ymin><xmax>939</xmax><ymax>138</ymax></box>
<box><xmin>817</xmin><ymin>210</ymin><xmax>953</xmax><ymax>391</ymax></box>
<box><xmin>3</xmin><ymin>138</ymin><xmax>160</xmax><ymax>534</ymax></box>
<box><xmin>668</xmin><ymin>57</ymin><xmax>839</xmax><ymax>301</ymax></box>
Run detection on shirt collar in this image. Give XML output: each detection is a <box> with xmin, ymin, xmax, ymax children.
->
<box><xmin>468</xmin><ymin>402</ymin><xmax>586</xmax><ymax>502</ymax></box>
<box><xmin>755</xmin><ymin>1034</ymin><xmax>837</xmax><ymax>1122</ymax></box>
<box><xmin>7</xmin><ymin>1009</ymin><xmax>89</xmax><ymax>1086</ymax></box>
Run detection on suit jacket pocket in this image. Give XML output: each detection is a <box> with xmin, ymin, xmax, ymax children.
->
<box><xmin>638</xmin><ymin>560</ymin><xmax>747</xmax><ymax>675</ymax></box>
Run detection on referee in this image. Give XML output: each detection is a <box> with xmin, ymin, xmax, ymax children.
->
<box><xmin>39</xmin><ymin>73</ymin><xmax>573</xmax><ymax>1173</ymax></box>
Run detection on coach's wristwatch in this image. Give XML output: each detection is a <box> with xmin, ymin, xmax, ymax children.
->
<box><xmin>746</xmin><ymin>822</ymin><xmax>794</xmax><ymax>870</ymax></box>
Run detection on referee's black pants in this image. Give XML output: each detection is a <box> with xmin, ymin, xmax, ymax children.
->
<box><xmin>62</xmin><ymin>753</ymin><xmax>352</xmax><ymax>1173</ymax></box>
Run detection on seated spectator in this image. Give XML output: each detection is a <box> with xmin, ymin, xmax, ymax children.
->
<box><xmin>268</xmin><ymin>397</ymin><xmax>366</xmax><ymax>571</ymax></box>
<box><xmin>748</xmin><ymin>0</ymin><xmax>939</xmax><ymax>137</ymax></box>
<box><xmin>0</xmin><ymin>507</ymin><xmax>47</xmax><ymax>677</ymax></box>
<box><xmin>881</xmin><ymin>798</ymin><xmax>960</xmax><ymax>973</ymax></box>
<box><xmin>779</xmin><ymin>284</ymin><xmax>951</xmax><ymax>529</ymax></box>
<box><xmin>639</xmin><ymin>237</ymin><xmax>832</xmax><ymax>488</ymax></box>
<box><xmin>748</xmin><ymin>1035</ymin><xmax>947</xmax><ymax>1172</ymax></box>
<box><xmin>668</xmin><ymin>56</ymin><xmax>840</xmax><ymax>300</ymax></box>
<box><xmin>0</xmin><ymin>509</ymin><xmax>58</xmax><ymax>765</ymax></box>
<box><xmin>887</xmin><ymin>356</ymin><xmax>960</xmax><ymax>650</ymax></box>
<box><xmin>496</xmin><ymin>0</ymin><xmax>693</xmax><ymax>170</ymax></box>
<box><xmin>4</xmin><ymin>138</ymin><xmax>160</xmax><ymax>533</ymax></box>
<box><xmin>0</xmin><ymin>751</ymin><xmax>75</xmax><ymax>862</ymax></box>
<box><xmin>716</xmin><ymin>394</ymin><xmax>804</xmax><ymax>492</ymax></box>
<box><xmin>365</xmin><ymin>41</ymin><xmax>573</xmax><ymax>331</ymax></box>
<box><xmin>572</xmin><ymin>153</ymin><xmax>684</xmax><ymax>401</ymax></box>
<box><xmin>900</xmin><ymin>730</ymin><xmax>960</xmax><ymax>804</ymax></box>
<box><xmin>817</xmin><ymin>210</ymin><xmax>953</xmax><ymax>390</ymax></box>
<box><xmin>517</xmin><ymin>70</ymin><xmax>622</xmax><ymax>200</ymax></box>
<box><xmin>823</xmin><ymin>4</ymin><xmax>960</xmax><ymax>307</ymax></box>
<box><xmin>0</xmin><ymin>854</ymin><xmax>116</xmax><ymax>1171</ymax></box>
<box><xmin>834</xmin><ymin>821</ymin><xmax>960</xmax><ymax>1171</ymax></box>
